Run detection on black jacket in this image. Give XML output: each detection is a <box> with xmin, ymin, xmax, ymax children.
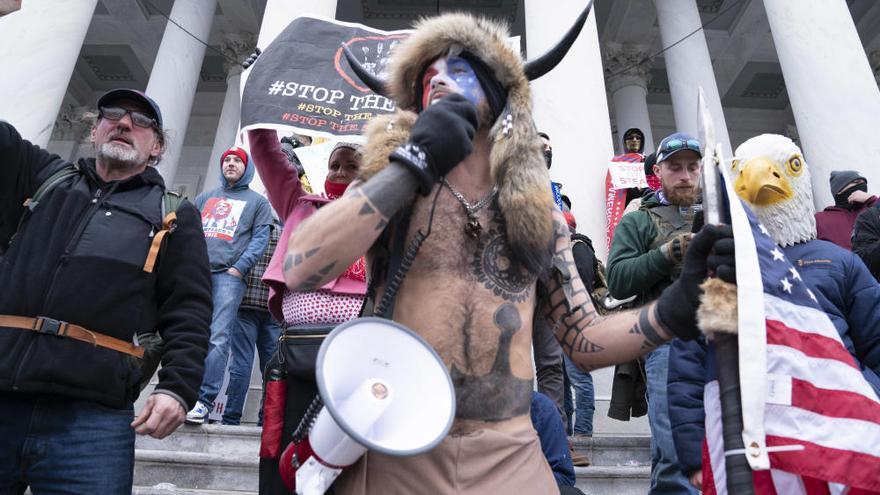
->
<box><xmin>0</xmin><ymin>121</ymin><xmax>211</xmax><ymax>409</ymax></box>
<box><xmin>853</xmin><ymin>205</ymin><xmax>880</xmax><ymax>282</ymax></box>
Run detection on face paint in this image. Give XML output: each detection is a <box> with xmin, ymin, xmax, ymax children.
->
<box><xmin>421</xmin><ymin>55</ymin><xmax>487</xmax><ymax>109</ymax></box>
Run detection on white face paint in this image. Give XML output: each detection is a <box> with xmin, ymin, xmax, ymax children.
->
<box><xmin>421</xmin><ymin>55</ymin><xmax>487</xmax><ymax>109</ymax></box>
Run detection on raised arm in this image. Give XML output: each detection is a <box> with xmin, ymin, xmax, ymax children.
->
<box><xmin>284</xmin><ymin>94</ymin><xmax>478</xmax><ymax>291</ymax></box>
<box><xmin>283</xmin><ymin>162</ymin><xmax>419</xmax><ymax>291</ymax></box>
<box><xmin>543</xmin><ymin>209</ymin><xmax>734</xmax><ymax>373</ymax></box>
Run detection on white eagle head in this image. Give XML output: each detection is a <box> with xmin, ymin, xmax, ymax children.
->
<box><xmin>731</xmin><ymin>134</ymin><xmax>816</xmax><ymax>247</ymax></box>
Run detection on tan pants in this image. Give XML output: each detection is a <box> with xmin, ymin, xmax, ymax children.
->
<box><xmin>334</xmin><ymin>425</ymin><xmax>558</xmax><ymax>495</ymax></box>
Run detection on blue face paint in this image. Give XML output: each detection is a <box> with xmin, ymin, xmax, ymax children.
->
<box><xmin>422</xmin><ymin>55</ymin><xmax>487</xmax><ymax>109</ymax></box>
<box><xmin>446</xmin><ymin>56</ymin><xmax>486</xmax><ymax>107</ymax></box>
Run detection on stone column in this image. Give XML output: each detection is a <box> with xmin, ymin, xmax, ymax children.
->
<box><xmin>525</xmin><ymin>0</ymin><xmax>615</xmax><ymax>262</ymax></box>
<box><xmin>0</xmin><ymin>0</ymin><xmax>98</xmax><ymax>147</ymax></box>
<box><xmin>146</xmin><ymin>0</ymin><xmax>218</xmax><ymax>186</ymax></box>
<box><xmin>49</xmin><ymin>103</ymin><xmax>92</xmax><ymax>162</ymax></box>
<box><xmin>654</xmin><ymin>0</ymin><xmax>731</xmax><ymax>155</ymax></box>
<box><xmin>764</xmin><ymin>0</ymin><xmax>880</xmax><ymax>207</ymax></box>
<box><xmin>604</xmin><ymin>43</ymin><xmax>655</xmax><ymax>154</ymax></box>
<box><xmin>202</xmin><ymin>33</ymin><xmax>256</xmax><ymax>194</ymax></box>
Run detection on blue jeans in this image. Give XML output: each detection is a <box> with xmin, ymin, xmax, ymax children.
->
<box><xmin>645</xmin><ymin>344</ymin><xmax>697</xmax><ymax>494</ymax></box>
<box><xmin>0</xmin><ymin>393</ymin><xmax>135</xmax><ymax>494</ymax></box>
<box><xmin>199</xmin><ymin>271</ymin><xmax>247</xmax><ymax>411</ymax></box>
<box><xmin>222</xmin><ymin>307</ymin><xmax>281</xmax><ymax>425</ymax></box>
<box><xmin>563</xmin><ymin>355</ymin><xmax>594</xmax><ymax>436</ymax></box>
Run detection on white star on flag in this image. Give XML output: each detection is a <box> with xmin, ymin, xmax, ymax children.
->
<box><xmin>771</xmin><ymin>247</ymin><xmax>785</xmax><ymax>261</ymax></box>
<box><xmin>780</xmin><ymin>277</ymin><xmax>793</xmax><ymax>293</ymax></box>
<box><xmin>789</xmin><ymin>267</ymin><xmax>801</xmax><ymax>281</ymax></box>
<box><xmin>759</xmin><ymin>223</ymin><xmax>769</xmax><ymax>236</ymax></box>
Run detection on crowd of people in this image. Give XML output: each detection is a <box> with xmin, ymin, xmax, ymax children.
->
<box><xmin>1</xmin><ymin>3</ymin><xmax>876</xmax><ymax>495</ymax></box>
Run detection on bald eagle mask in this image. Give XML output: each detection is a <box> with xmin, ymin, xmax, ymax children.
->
<box><xmin>731</xmin><ymin>134</ymin><xmax>816</xmax><ymax>247</ymax></box>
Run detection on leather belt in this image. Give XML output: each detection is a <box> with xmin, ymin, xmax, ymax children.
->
<box><xmin>0</xmin><ymin>315</ymin><xmax>145</xmax><ymax>358</ymax></box>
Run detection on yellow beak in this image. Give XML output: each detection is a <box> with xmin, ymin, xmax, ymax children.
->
<box><xmin>734</xmin><ymin>157</ymin><xmax>793</xmax><ymax>206</ymax></box>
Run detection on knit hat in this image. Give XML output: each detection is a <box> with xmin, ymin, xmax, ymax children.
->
<box><xmin>221</xmin><ymin>146</ymin><xmax>248</xmax><ymax>168</ymax></box>
<box><xmin>829</xmin><ymin>170</ymin><xmax>865</xmax><ymax>195</ymax></box>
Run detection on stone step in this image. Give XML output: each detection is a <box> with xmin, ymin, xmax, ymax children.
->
<box><xmin>133</xmin><ymin>486</ymin><xmax>255</xmax><ymax>495</ymax></box>
<box><xmin>134</xmin><ymin>450</ymin><xmax>258</xmax><ymax>493</ymax></box>
<box><xmin>571</xmin><ymin>435</ymin><xmax>651</xmax><ymax>467</ymax></box>
<box><xmin>136</xmin><ymin>424</ymin><xmax>261</xmax><ymax>456</ymax></box>
<box><xmin>574</xmin><ymin>466</ymin><xmax>651</xmax><ymax>495</ymax></box>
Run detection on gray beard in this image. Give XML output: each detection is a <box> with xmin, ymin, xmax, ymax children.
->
<box><xmin>98</xmin><ymin>142</ymin><xmax>143</xmax><ymax>171</ymax></box>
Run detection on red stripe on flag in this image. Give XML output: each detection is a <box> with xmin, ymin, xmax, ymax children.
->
<box><xmin>702</xmin><ymin>437</ymin><xmax>719</xmax><ymax>495</ymax></box>
<box><xmin>767</xmin><ymin>435</ymin><xmax>880</xmax><ymax>492</ymax></box>
<box><xmin>791</xmin><ymin>378</ymin><xmax>880</xmax><ymax>424</ymax></box>
<box><xmin>753</xmin><ymin>470</ymin><xmax>780</xmax><ymax>495</ymax></box>
<box><xmin>766</xmin><ymin>320</ymin><xmax>859</xmax><ymax>369</ymax></box>
<box><xmin>802</xmin><ymin>477</ymin><xmax>831</xmax><ymax>495</ymax></box>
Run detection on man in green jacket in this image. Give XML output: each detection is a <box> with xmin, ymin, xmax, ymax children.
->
<box><xmin>606</xmin><ymin>132</ymin><xmax>702</xmax><ymax>495</ymax></box>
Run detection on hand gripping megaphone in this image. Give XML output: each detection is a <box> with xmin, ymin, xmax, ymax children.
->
<box><xmin>279</xmin><ymin>317</ymin><xmax>456</xmax><ymax>495</ymax></box>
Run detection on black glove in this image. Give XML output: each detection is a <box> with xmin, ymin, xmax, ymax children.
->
<box><xmin>242</xmin><ymin>47</ymin><xmax>261</xmax><ymax>69</ymax></box>
<box><xmin>389</xmin><ymin>93</ymin><xmax>478</xmax><ymax>195</ymax></box>
<box><xmin>655</xmin><ymin>224</ymin><xmax>735</xmax><ymax>340</ymax></box>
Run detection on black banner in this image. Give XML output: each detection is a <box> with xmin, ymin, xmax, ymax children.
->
<box><xmin>241</xmin><ymin>16</ymin><xmax>408</xmax><ymax>138</ymax></box>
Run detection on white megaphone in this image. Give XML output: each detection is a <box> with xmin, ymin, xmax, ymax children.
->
<box><xmin>278</xmin><ymin>317</ymin><xmax>455</xmax><ymax>495</ymax></box>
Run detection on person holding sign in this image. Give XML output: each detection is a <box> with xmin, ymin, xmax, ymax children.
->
<box><xmin>284</xmin><ymin>9</ymin><xmax>733</xmax><ymax>494</ymax></box>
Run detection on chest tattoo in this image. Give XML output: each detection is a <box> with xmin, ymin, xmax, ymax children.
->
<box><xmin>450</xmin><ymin>303</ymin><xmax>532</xmax><ymax>422</ymax></box>
<box><xmin>471</xmin><ymin>211</ymin><xmax>535</xmax><ymax>303</ymax></box>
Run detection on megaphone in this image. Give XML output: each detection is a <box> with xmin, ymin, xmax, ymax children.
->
<box><xmin>279</xmin><ymin>317</ymin><xmax>456</xmax><ymax>495</ymax></box>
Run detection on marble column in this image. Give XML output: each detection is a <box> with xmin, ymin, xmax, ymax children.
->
<box><xmin>146</xmin><ymin>0</ymin><xmax>218</xmax><ymax>186</ymax></box>
<box><xmin>525</xmin><ymin>0</ymin><xmax>615</xmax><ymax>262</ymax></box>
<box><xmin>764</xmin><ymin>0</ymin><xmax>880</xmax><ymax>207</ymax></box>
<box><xmin>202</xmin><ymin>33</ymin><xmax>256</xmax><ymax>194</ymax></box>
<box><xmin>654</xmin><ymin>0</ymin><xmax>731</xmax><ymax>155</ymax></box>
<box><xmin>0</xmin><ymin>0</ymin><xmax>97</xmax><ymax>147</ymax></box>
<box><xmin>604</xmin><ymin>43</ymin><xmax>655</xmax><ymax>154</ymax></box>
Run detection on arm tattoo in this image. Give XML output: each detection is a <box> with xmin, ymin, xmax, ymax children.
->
<box><xmin>630</xmin><ymin>306</ymin><xmax>667</xmax><ymax>350</ymax></box>
<box><xmin>359</xmin><ymin>162</ymin><xmax>418</xmax><ymax>220</ymax></box>
<box><xmin>544</xmin><ymin>215</ymin><xmax>605</xmax><ymax>358</ymax></box>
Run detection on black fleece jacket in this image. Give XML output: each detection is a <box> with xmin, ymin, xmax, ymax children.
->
<box><xmin>0</xmin><ymin>121</ymin><xmax>211</xmax><ymax>409</ymax></box>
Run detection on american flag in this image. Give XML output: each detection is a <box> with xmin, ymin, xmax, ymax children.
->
<box><xmin>702</xmin><ymin>195</ymin><xmax>880</xmax><ymax>494</ymax></box>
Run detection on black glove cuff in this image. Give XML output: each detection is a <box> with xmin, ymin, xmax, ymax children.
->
<box><xmin>655</xmin><ymin>281</ymin><xmax>701</xmax><ymax>341</ymax></box>
<box><xmin>390</xmin><ymin>143</ymin><xmax>436</xmax><ymax>196</ymax></box>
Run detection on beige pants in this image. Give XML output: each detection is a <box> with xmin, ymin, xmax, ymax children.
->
<box><xmin>334</xmin><ymin>425</ymin><xmax>558</xmax><ymax>495</ymax></box>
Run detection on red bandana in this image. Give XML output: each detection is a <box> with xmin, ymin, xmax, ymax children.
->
<box><xmin>324</xmin><ymin>179</ymin><xmax>349</xmax><ymax>200</ymax></box>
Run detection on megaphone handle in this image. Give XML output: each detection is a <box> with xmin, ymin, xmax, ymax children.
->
<box><xmin>291</xmin><ymin>394</ymin><xmax>324</xmax><ymax>446</ymax></box>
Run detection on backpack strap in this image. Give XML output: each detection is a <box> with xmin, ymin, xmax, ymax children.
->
<box><xmin>143</xmin><ymin>190</ymin><xmax>183</xmax><ymax>273</ymax></box>
<box><xmin>17</xmin><ymin>163</ymin><xmax>81</xmax><ymax>233</ymax></box>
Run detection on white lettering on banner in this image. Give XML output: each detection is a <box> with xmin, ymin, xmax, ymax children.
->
<box><xmin>608</xmin><ymin>162</ymin><xmax>648</xmax><ymax>189</ymax></box>
<box><xmin>349</xmin><ymin>94</ymin><xmax>396</xmax><ymax>111</ymax></box>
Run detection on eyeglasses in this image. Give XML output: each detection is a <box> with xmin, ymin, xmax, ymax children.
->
<box><xmin>660</xmin><ymin>138</ymin><xmax>701</xmax><ymax>154</ymax></box>
<box><xmin>99</xmin><ymin>106</ymin><xmax>158</xmax><ymax>129</ymax></box>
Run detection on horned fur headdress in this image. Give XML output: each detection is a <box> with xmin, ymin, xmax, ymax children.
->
<box><xmin>345</xmin><ymin>3</ymin><xmax>593</xmax><ymax>276</ymax></box>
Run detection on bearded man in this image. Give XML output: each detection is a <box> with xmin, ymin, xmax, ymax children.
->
<box><xmin>606</xmin><ymin>132</ymin><xmax>704</xmax><ymax>494</ymax></box>
<box><xmin>284</xmin><ymin>10</ymin><xmax>732</xmax><ymax>494</ymax></box>
<box><xmin>0</xmin><ymin>88</ymin><xmax>211</xmax><ymax>492</ymax></box>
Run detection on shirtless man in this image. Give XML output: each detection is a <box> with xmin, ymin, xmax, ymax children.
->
<box><xmin>283</xmin><ymin>11</ymin><xmax>733</xmax><ymax>494</ymax></box>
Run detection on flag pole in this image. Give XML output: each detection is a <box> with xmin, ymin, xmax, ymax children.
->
<box><xmin>697</xmin><ymin>88</ymin><xmax>754</xmax><ymax>494</ymax></box>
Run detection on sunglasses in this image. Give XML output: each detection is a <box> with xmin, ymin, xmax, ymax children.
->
<box><xmin>99</xmin><ymin>106</ymin><xmax>158</xmax><ymax>129</ymax></box>
<box><xmin>660</xmin><ymin>138</ymin><xmax>701</xmax><ymax>154</ymax></box>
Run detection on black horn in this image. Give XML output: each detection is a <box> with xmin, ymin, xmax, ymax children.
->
<box><xmin>523</xmin><ymin>0</ymin><xmax>593</xmax><ymax>81</ymax></box>
<box><xmin>341</xmin><ymin>43</ymin><xmax>390</xmax><ymax>96</ymax></box>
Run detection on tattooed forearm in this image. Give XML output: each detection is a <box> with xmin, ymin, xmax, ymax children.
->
<box><xmin>630</xmin><ymin>305</ymin><xmax>668</xmax><ymax>350</ymax></box>
<box><xmin>542</xmin><ymin>208</ymin><xmax>668</xmax><ymax>372</ymax></box>
<box><xmin>359</xmin><ymin>162</ymin><xmax>419</xmax><ymax>221</ymax></box>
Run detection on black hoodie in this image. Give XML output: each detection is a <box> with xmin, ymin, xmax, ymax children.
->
<box><xmin>0</xmin><ymin>121</ymin><xmax>211</xmax><ymax>409</ymax></box>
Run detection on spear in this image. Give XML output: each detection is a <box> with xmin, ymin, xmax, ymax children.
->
<box><xmin>697</xmin><ymin>87</ymin><xmax>754</xmax><ymax>494</ymax></box>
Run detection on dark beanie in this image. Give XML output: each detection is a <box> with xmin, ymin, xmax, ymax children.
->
<box><xmin>644</xmin><ymin>152</ymin><xmax>657</xmax><ymax>176</ymax></box>
<box><xmin>829</xmin><ymin>170</ymin><xmax>865</xmax><ymax>195</ymax></box>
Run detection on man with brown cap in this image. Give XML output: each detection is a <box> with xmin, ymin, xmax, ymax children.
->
<box><xmin>283</xmin><ymin>6</ymin><xmax>734</xmax><ymax>493</ymax></box>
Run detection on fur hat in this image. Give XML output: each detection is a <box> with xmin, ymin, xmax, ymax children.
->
<box><xmin>358</xmin><ymin>14</ymin><xmax>555</xmax><ymax>276</ymax></box>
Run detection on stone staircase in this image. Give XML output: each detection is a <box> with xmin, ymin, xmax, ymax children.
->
<box><xmin>133</xmin><ymin>425</ymin><xmax>649</xmax><ymax>494</ymax></box>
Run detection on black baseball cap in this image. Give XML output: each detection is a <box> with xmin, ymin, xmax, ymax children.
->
<box><xmin>97</xmin><ymin>88</ymin><xmax>163</xmax><ymax>128</ymax></box>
